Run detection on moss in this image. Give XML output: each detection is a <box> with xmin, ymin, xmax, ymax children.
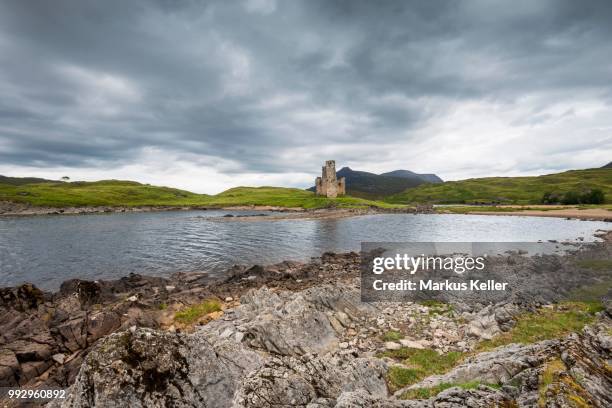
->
<box><xmin>174</xmin><ymin>299</ymin><xmax>221</xmax><ymax>324</ymax></box>
<box><xmin>157</xmin><ymin>303</ymin><xmax>168</xmax><ymax>310</ymax></box>
<box><xmin>382</xmin><ymin>330</ymin><xmax>404</xmax><ymax>341</ymax></box>
<box><xmin>478</xmin><ymin>302</ymin><xmax>599</xmax><ymax>350</ymax></box>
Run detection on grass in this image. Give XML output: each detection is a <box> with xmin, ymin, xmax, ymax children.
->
<box><xmin>400</xmin><ymin>381</ymin><xmax>502</xmax><ymax>400</ymax></box>
<box><xmin>435</xmin><ymin>205</ymin><xmax>568</xmax><ymax>214</ymax></box>
<box><xmin>538</xmin><ymin>359</ymin><xmax>566</xmax><ymax>406</ymax></box>
<box><xmin>575</xmin><ymin>259</ymin><xmax>612</xmax><ymax>272</ymax></box>
<box><xmin>204</xmin><ymin>186</ymin><xmax>404</xmax><ymax>209</ymax></box>
<box><xmin>379</xmin><ymin>348</ymin><xmax>464</xmax><ymax>391</ymax></box>
<box><xmin>0</xmin><ymin>179</ymin><xmax>406</xmax><ymax>210</ymax></box>
<box><xmin>395</xmin><ymin>302</ymin><xmax>601</xmax><ymax>400</ymax></box>
<box><xmin>382</xmin><ymin>330</ymin><xmax>404</xmax><ymax>341</ymax></box>
<box><xmin>385</xmin><ymin>168</ymin><xmax>612</xmax><ymax>204</ymax></box>
<box><xmin>418</xmin><ymin>300</ymin><xmax>454</xmax><ymax>315</ymax></box>
<box><xmin>478</xmin><ymin>302</ymin><xmax>600</xmax><ymax>351</ymax></box>
<box><xmin>174</xmin><ymin>299</ymin><xmax>221</xmax><ymax>324</ymax></box>
<box><xmin>0</xmin><ymin>179</ymin><xmax>210</xmax><ymax>207</ymax></box>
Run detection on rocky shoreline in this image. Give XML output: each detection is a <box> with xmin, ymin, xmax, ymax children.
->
<box><xmin>1</xmin><ymin>235</ymin><xmax>611</xmax><ymax>407</ymax></box>
<box><xmin>0</xmin><ymin>200</ymin><xmax>417</xmax><ymax>218</ymax></box>
<box><xmin>0</xmin><ymin>201</ymin><xmax>303</xmax><ymax>217</ymax></box>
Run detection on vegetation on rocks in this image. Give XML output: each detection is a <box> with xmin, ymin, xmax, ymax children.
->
<box><xmin>478</xmin><ymin>302</ymin><xmax>601</xmax><ymax>350</ymax></box>
<box><xmin>381</xmin><ymin>330</ymin><xmax>404</xmax><ymax>341</ymax></box>
<box><xmin>400</xmin><ymin>381</ymin><xmax>501</xmax><ymax>400</ymax></box>
<box><xmin>380</xmin><ymin>348</ymin><xmax>464</xmax><ymax>391</ymax></box>
<box><xmin>174</xmin><ymin>299</ymin><xmax>222</xmax><ymax>324</ymax></box>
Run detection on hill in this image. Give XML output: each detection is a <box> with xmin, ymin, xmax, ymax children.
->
<box><xmin>0</xmin><ymin>179</ymin><xmax>210</xmax><ymax>207</ymax></box>
<box><xmin>308</xmin><ymin>167</ymin><xmax>442</xmax><ymax>199</ymax></box>
<box><xmin>0</xmin><ymin>178</ymin><xmax>402</xmax><ymax>210</ymax></box>
<box><xmin>380</xmin><ymin>170</ymin><xmax>443</xmax><ymax>184</ymax></box>
<box><xmin>385</xmin><ymin>168</ymin><xmax>612</xmax><ymax>204</ymax></box>
<box><xmin>602</xmin><ymin>162</ymin><xmax>612</xmax><ymax>169</ymax></box>
<box><xmin>205</xmin><ymin>187</ymin><xmax>401</xmax><ymax>209</ymax></box>
<box><xmin>0</xmin><ymin>175</ymin><xmax>57</xmax><ymax>186</ymax></box>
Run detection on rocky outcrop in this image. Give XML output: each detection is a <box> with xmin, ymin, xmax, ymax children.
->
<box><xmin>50</xmin><ymin>278</ymin><xmax>612</xmax><ymax>408</ymax></box>
<box><xmin>392</xmin><ymin>316</ymin><xmax>612</xmax><ymax>407</ymax></box>
<box><xmin>52</xmin><ymin>284</ymin><xmax>389</xmax><ymax>408</ymax></box>
<box><xmin>0</xmin><ymin>253</ymin><xmax>363</xmax><ymax>390</ymax></box>
<box><xmin>3</xmin><ymin>245</ymin><xmax>612</xmax><ymax>407</ymax></box>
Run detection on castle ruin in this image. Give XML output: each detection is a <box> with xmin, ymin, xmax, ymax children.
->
<box><xmin>315</xmin><ymin>160</ymin><xmax>346</xmax><ymax>198</ymax></box>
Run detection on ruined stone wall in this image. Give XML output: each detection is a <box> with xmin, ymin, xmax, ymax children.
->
<box><xmin>315</xmin><ymin>160</ymin><xmax>345</xmax><ymax>198</ymax></box>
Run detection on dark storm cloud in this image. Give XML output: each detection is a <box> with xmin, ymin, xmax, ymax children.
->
<box><xmin>0</xmin><ymin>0</ymin><xmax>611</xmax><ymax>173</ymax></box>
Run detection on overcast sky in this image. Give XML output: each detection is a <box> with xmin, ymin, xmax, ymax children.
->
<box><xmin>0</xmin><ymin>0</ymin><xmax>611</xmax><ymax>193</ymax></box>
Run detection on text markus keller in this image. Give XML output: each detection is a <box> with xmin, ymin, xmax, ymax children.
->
<box><xmin>372</xmin><ymin>279</ymin><xmax>508</xmax><ymax>291</ymax></box>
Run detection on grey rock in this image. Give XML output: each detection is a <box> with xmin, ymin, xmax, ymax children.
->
<box><xmin>52</xmin><ymin>328</ymin><xmax>263</xmax><ymax>408</ymax></box>
<box><xmin>233</xmin><ymin>354</ymin><xmax>388</xmax><ymax>407</ymax></box>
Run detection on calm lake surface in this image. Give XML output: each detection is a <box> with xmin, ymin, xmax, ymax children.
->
<box><xmin>0</xmin><ymin>210</ymin><xmax>608</xmax><ymax>290</ymax></box>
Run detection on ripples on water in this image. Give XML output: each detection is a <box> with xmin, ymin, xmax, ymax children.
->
<box><xmin>0</xmin><ymin>210</ymin><xmax>608</xmax><ymax>290</ymax></box>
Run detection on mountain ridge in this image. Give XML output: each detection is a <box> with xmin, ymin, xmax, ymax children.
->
<box><xmin>309</xmin><ymin>167</ymin><xmax>443</xmax><ymax>199</ymax></box>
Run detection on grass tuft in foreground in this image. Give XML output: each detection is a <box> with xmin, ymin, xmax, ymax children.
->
<box><xmin>174</xmin><ymin>299</ymin><xmax>222</xmax><ymax>324</ymax></box>
<box><xmin>379</xmin><ymin>348</ymin><xmax>464</xmax><ymax>392</ymax></box>
<box><xmin>382</xmin><ymin>330</ymin><xmax>404</xmax><ymax>341</ymax></box>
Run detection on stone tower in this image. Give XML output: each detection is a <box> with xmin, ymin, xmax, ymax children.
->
<box><xmin>315</xmin><ymin>160</ymin><xmax>346</xmax><ymax>198</ymax></box>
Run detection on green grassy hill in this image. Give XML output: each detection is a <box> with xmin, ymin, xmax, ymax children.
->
<box><xmin>0</xmin><ymin>178</ymin><xmax>401</xmax><ymax>210</ymax></box>
<box><xmin>206</xmin><ymin>186</ymin><xmax>401</xmax><ymax>209</ymax></box>
<box><xmin>0</xmin><ymin>175</ymin><xmax>56</xmax><ymax>186</ymax></box>
<box><xmin>384</xmin><ymin>169</ymin><xmax>612</xmax><ymax>205</ymax></box>
<box><xmin>0</xmin><ymin>179</ymin><xmax>210</xmax><ymax>207</ymax></box>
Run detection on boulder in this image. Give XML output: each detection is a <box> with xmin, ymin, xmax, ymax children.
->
<box><xmin>51</xmin><ymin>328</ymin><xmax>263</xmax><ymax>408</ymax></box>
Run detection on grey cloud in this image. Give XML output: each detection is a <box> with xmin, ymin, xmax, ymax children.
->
<box><xmin>0</xmin><ymin>0</ymin><xmax>611</xmax><ymax>174</ymax></box>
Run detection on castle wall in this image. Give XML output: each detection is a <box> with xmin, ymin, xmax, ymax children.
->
<box><xmin>315</xmin><ymin>160</ymin><xmax>345</xmax><ymax>198</ymax></box>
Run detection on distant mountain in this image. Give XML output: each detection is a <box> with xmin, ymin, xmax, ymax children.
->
<box><xmin>380</xmin><ymin>169</ymin><xmax>443</xmax><ymax>184</ymax></box>
<box><xmin>0</xmin><ymin>175</ymin><xmax>56</xmax><ymax>186</ymax></box>
<box><xmin>602</xmin><ymin>162</ymin><xmax>612</xmax><ymax>169</ymax></box>
<box><xmin>309</xmin><ymin>167</ymin><xmax>442</xmax><ymax>199</ymax></box>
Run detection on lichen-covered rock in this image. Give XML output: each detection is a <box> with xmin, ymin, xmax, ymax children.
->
<box><xmin>51</xmin><ymin>328</ymin><xmax>264</xmax><ymax>408</ymax></box>
<box><xmin>556</xmin><ymin>321</ymin><xmax>612</xmax><ymax>407</ymax></box>
<box><xmin>233</xmin><ymin>354</ymin><xmax>388</xmax><ymax>407</ymax></box>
